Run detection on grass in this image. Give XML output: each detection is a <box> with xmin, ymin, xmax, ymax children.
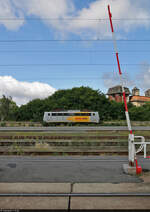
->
<box><xmin>1</xmin><ymin>120</ymin><xmax>150</xmax><ymax>127</ymax></box>
<box><xmin>0</xmin><ymin>130</ymin><xmax>149</xmax><ymax>137</ymax></box>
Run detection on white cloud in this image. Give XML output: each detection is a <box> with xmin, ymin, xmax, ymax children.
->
<box><xmin>0</xmin><ymin>0</ymin><xmax>24</xmax><ymax>30</ymax></box>
<box><xmin>102</xmin><ymin>71</ymin><xmax>135</xmax><ymax>91</ymax></box>
<box><xmin>103</xmin><ymin>63</ymin><xmax>150</xmax><ymax>96</ymax></box>
<box><xmin>68</xmin><ymin>0</ymin><xmax>150</xmax><ymax>38</ymax></box>
<box><xmin>0</xmin><ymin>0</ymin><xmax>150</xmax><ymax>37</ymax></box>
<box><xmin>0</xmin><ymin>76</ymin><xmax>56</xmax><ymax>106</ymax></box>
<box><xmin>143</xmin><ymin>69</ymin><xmax>150</xmax><ymax>88</ymax></box>
<box><xmin>136</xmin><ymin>63</ymin><xmax>150</xmax><ymax>92</ymax></box>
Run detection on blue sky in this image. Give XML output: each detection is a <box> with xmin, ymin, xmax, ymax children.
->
<box><xmin>0</xmin><ymin>0</ymin><xmax>150</xmax><ymax>105</ymax></box>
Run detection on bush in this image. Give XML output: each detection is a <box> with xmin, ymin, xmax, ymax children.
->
<box><xmin>1</xmin><ymin>122</ymin><xmax>6</xmax><ymax>127</ymax></box>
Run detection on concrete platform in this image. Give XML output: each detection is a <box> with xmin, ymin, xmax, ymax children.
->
<box><xmin>0</xmin><ymin>197</ymin><xmax>69</xmax><ymax>210</ymax></box>
<box><xmin>0</xmin><ymin>156</ymin><xmax>144</xmax><ymax>183</ymax></box>
<box><xmin>72</xmin><ymin>182</ymin><xmax>150</xmax><ymax>193</ymax></box>
<box><xmin>70</xmin><ymin>197</ymin><xmax>150</xmax><ymax>210</ymax></box>
<box><xmin>0</xmin><ymin>177</ymin><xmax>150</xmax><ymax>210</ymax></box>
<box><xmin>71</xmin><ymin>175</ymin><xmax>150</xmax><ymax>209</ymax></box>
<box><xmin>0</xmin><ymin>183</ymin><xmax>70</xmax><ymax>210</ymax></box>
<box><xmin>0</xmin><ymin>183</ymin><xmax>71</xmax><ymax>193</ymax></box>
<box><xmin>0</xmin><ymin>156</ymin><xmax>149</xmax><ymax>209</ymax></box>
<box><xmin>123</xmin><ymin>164</ymin><xmax>137</xmax><ymax>175</ymax></box>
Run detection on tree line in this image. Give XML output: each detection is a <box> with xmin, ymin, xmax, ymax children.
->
<box><xmin>0</xmin><ymin>86</ymin><xmax>150</xmax><ymax>122</ymax></box>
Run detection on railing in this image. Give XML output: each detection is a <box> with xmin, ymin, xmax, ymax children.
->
<box><xmin>128</xmin><ymin>134</ymin><xmax>150</xmax><ymax>164</ymax></box>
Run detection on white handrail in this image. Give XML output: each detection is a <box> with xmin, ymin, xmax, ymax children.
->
<box><xmin>132</xmin><ymin>136</ymin><xmax>150</xmax><ymax>159</ymax></box>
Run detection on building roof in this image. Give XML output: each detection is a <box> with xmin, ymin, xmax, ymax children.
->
<box><xmin>130</xmin><ymin>96</ymin><xmax>150</xmax><ymax>102</ymax></box>
<box><xmin>145</xmin><ymin>89</ymin><xmax>150</xmax><ymax>97</ymax></box>
<box><xmin>132</xmin><ymin>87</ymin><xmax>139</xmax><ymax>91</ymax></box>
<box><xmin>146</xmin><ymin>89</ymin><xmax>150</xmax><ymax>92</ymax></box>
<box><xmin>107</xmin><ymin>85</ymin><xmax>130</xmax><ymax>95</ymax></box>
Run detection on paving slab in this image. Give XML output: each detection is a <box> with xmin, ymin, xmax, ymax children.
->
<box><xmin>71</xmin><ymin>175</ymin><xmax>150</xmax><ymax>210</ymax></box>
<box><xmin>0</xmin><ymin>183</ymin><xmax>71</xmax><ymax>193</ymax></box>
<box><xmin>0</xmin><ymin>183</ymin><xmax>71</xmax><ymax>210</ymax></box>
<box><xmin>71</xmin><ymin>197</ymin><xmax>150</xmax><ymax>210</ymax></box>
<box><xmin>0</xmin><ymin>197</ymin><xmax>69</xmax><ymax>210</ymax></box>
<box><xmin>72</xmin><ymin>181</ymin><xmax>150</xmax><ymax>193</ymax></box>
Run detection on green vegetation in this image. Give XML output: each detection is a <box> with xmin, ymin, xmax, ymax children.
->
<box><xmin>0</xmin><ymin>130</ymin><xmax>150</xmax><ymax>137</ymax></box>
<box><xmin>0</xmin><ymin>86</ymin><xmax>150</xmax><ymax>122</ymax></box>
<box><xmin>1</xmin><ymin>130</ymin><xmax>150</xmax><ymax>156</ymax></box>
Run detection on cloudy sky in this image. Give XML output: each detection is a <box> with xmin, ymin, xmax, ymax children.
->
<box><xmin>0</xmin><ymin>0</ymin><xmax>150</xmax><ymax>105</ymax></box>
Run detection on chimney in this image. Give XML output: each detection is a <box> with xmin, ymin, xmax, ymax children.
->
<box><xmin>132</xmin><ymin>87</ymin><xmax>140</xmax><ymax>96</ymax></box>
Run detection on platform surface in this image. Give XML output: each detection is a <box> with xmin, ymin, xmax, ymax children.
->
<box><xmin>0</xmin><ymin>156</ymin><xmax>149</xmax><ymax>183</ymax></box>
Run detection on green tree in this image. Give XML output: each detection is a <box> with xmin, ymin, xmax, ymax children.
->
<box><xmin>16</xmin><ymin>86</ymin><xmax>111</xmax><ymax>122</ymax></box>
<box><xmin>13</xmin><ymin>86</ymin><xmax>150</xmax><ymax>122</ymax></box>
<box><xmin>0</xmin><ymin>95</ymin><xmax>18</xmax><ymax>121</ymax></box>
<box><xmin>129</xmin><ymin>103</ymin><xmax>150</xmax><ymax>121</ymax></box>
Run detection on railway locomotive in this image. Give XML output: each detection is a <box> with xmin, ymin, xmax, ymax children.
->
<box><xmin>43</xmin><ymin>110</ymin><xmax>100</xmax><ymax>125</ymax></box>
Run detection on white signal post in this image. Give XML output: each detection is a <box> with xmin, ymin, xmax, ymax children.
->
<box><xmin>107</xmin><ymin>5</ymin><xmax>137</xmax><ymax>168</ymax></box>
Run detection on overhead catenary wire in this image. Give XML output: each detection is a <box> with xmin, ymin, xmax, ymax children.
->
<box><xmin>0</xmin><ymin>78</ymin><xmax>104</xmax><ymax>80</ymax></box>
<box><xmin>0</xmin><ymin>63</ymin><xmax>148</xmax><ymax>67</ymax></box>
<box><xmin>0</xmin><ymin>50</ymin><xmax>149</xmax><ymax>53</ymax></box>
<box><xmin>0</xmin><ymin>18</ymin><xmax>150</xmax><ymax>21</ymax></box>
<box><xmin>0</xmin><ymin>39</ymin><xmax>149</xmax><ymax>42</ymax></box>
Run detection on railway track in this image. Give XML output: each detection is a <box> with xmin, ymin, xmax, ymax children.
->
<box><xmin>0</xmin><ymin>139</ymin><xmax>128</xmax><ymax>155</ymax></box>
<box><xmin>0</xmin><ymin>129</ymin><xmax>149</xmax><ymax>155</ymax></box>
<box><xmin>0</xmin><ymin>139</ymin><xmax>149</xmax><ymax>155</ymax></box>
<box><xmin>0</xmin><ymin>126</ymin><xmax>150</xmax><ymax>132</ymax></box>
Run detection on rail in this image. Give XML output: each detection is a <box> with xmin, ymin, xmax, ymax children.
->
<box><xmin>0</xmin><ymin>193</ymin><xmax>150</xmax><ymax>197</ymax></box>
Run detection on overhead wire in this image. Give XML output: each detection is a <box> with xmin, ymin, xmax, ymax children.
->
<box><xmin>0</xmin><ymin>17</ymin><xmax>148</xmax><ymax>81</ymax></box>
<box><xmin>0</xmin><ymin>50</ymin><xmax>149</xmax><ymax>53</ymax></box>
<box><xmin>0</xmin><ymin>39</ymin><xmax>149</xmax><ymax>42</ymax></box>
<box><xmin>0</xmin><ymin>18</ymin><xmax>150</xmax><ymax>21</ymax></box>
<box><xmin>0</xmin><ymin>63</ymin><xmax>148</xmax><ymax>67</ymax></box>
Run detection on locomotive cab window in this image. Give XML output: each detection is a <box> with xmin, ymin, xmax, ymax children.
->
<box><xmin>85</xmin><ymin>113</ymin><xmax>91</xmax><ymax>116</ymax></box>
<box><xmin>63</xmin><ymin>113</ymin><xmax>68</xmax><ymax>116</ymax></box>
<box><xmin>52</xmin><ymin>113</ymin><xmax>57</xmax><ymax>116</ymax></box>
<box><xmin>48</xmin><ymin>113</ymin><xmax>51</xmax><ymax>116</ymax></box>
<box><xmin>75</xmin><ymin>113</ymin><xmax>81</xmax><ymax>116</ymax></box>
<box><xmin>69</xmin><ymin>113</ymin><xmax>74</xmax><ymax>116</ymax></box>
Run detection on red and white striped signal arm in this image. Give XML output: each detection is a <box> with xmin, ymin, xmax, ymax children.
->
<box><xmin>107</xmin><ymin>5</ymin><xmax>132</xmax><ymax>134</ymax></box>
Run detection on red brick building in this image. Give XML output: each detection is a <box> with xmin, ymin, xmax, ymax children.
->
<box><xmin>107</xmin><ymin>86</ymin><xmax>150</xmax><ymax>106</ymax></box>
<box><xmin>130</xmin><ymin>87</ymin><xmax>150</xmax><ymax>106</ymax></box>
<box><xmin>107</xmin><ymin>85</ymin><xmax>130</xmax><ymax>103</ymax></box>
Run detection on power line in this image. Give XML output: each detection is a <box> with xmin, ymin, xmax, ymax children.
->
<box><xmin>0</xmin><ymin>39</ymin><xmax>149</xmax><ymax>42</ymax></box>
<box><xmin>12</xmin><ymin>77</ymin><xmax>102</xmax><ymax>80</ymax></box>
<box><xmin>0</xmin><ymin>18</ymin><xmax>150</xmax><ymax>21</ymax></box>
<box><xmin>0</xmin><ymin>63</ymin><xmax>147</xmax><ymax>67</ymax></box>
<box><xmin>0</xmin><ymin>50</ymin><xmax>149</xmax><ymax>53</ymax></box>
